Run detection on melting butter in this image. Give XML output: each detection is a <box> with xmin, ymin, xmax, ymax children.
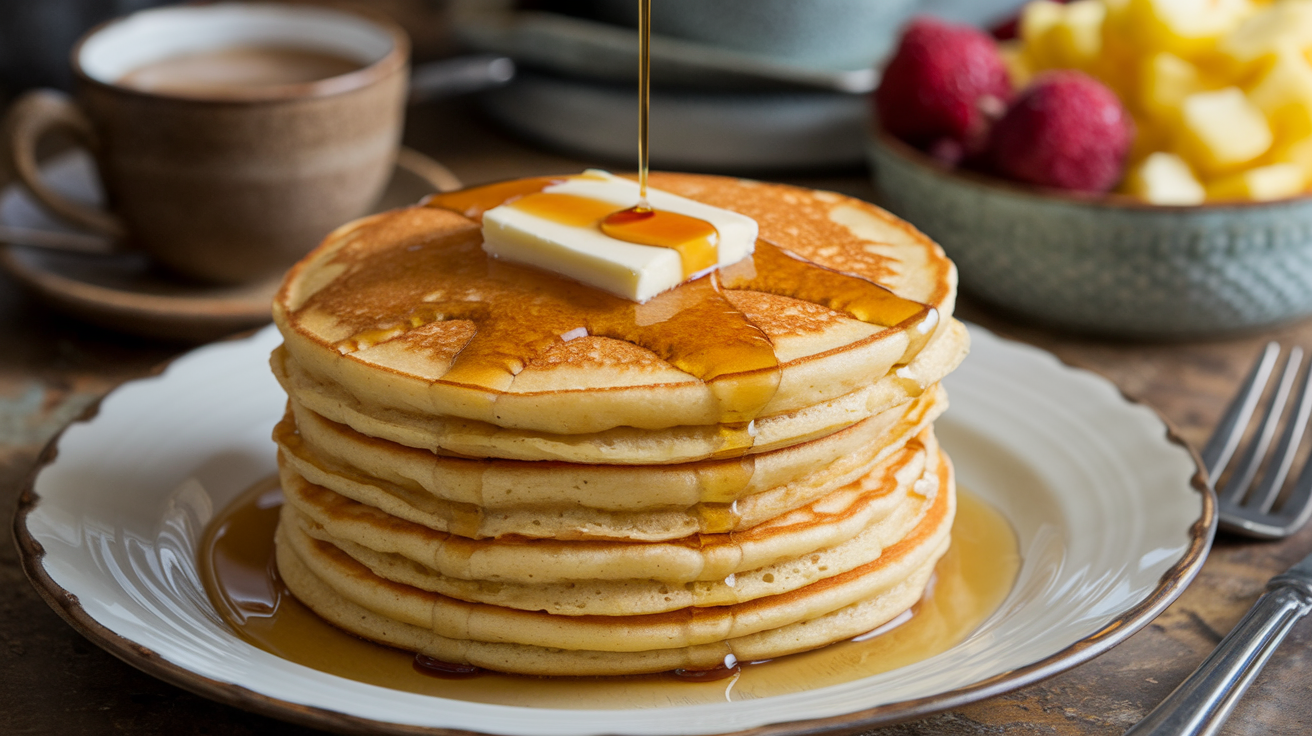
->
<box><xmin>481</xmin><ymin>171</ymin><xmax>757</xmax><ymax>303</ymax></box>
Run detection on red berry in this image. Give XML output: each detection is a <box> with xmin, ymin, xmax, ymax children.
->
<box><xmin>875</xmin><ymin>17</ymin><xmax>1013</xmax><ymax>153</ymax></box>
<box><xmin>986</xmin><ymin>71</ymin><xmax>1133</xmax><ymax>193</ymax></box>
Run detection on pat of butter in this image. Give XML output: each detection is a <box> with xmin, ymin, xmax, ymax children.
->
<box><xmin>481</xmin><ymin>170</ymin><xmax>758</xmax><ymax>302</ymax></box>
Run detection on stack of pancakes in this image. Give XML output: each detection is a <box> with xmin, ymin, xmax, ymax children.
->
<box><xmin>269</xmin><ymin>172</ymin><xmax>968</xmax><ymax>676</ymax></box>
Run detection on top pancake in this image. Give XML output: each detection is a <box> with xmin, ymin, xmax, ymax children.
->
<box><xmin>273</xmin><ymin>173</ymin><xmax>958</xmax><ymax>436</ymax></box>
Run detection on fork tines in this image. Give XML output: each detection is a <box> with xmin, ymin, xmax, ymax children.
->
<box><xmin>1202</xmin><ymin>342</ymin><xmax>1312</xmax><ymax>539</ymax></box>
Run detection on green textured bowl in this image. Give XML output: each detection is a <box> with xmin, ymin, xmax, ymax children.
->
<box><xmin>867</xmin><ymin>130</ymin><xmax>1312</xmax><ymax>337</ymax></box>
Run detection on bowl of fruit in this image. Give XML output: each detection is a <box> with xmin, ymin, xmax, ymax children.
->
<box><xmin>867</xmin><ymin>0</ymin><xmax>1312</xmax><ymax>337</ymax></box>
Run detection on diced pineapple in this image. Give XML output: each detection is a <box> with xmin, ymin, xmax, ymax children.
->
<box><xmin>1205</xmin><ymin>162</ymin><xmax>1305</xmax><ymax>199</ymax></box>
<box><xmin>1125</xmin><ymin>0</ymin><xmax>1255</xmax><ymax>59</ymax></box>
<box><xmin>1104</xmin><ymin>0</ymin><xmax>1133</xmax><ymax>21</ymax></box>
<box><xmin>1139</xmin><ymin>52</ymin><xmax>1205</xmax><ymax>121</ymax></box>
<box><xmin>1267</xmin><ymin>137</ymin><xmax>1312</xmax><ymax>183</ymax></box>
<box><xmin>1125</xmin><ymin>152</ymin><xmax>1208</xmax><ymax>203</ymax></box>
<box><xmin>1246</xmin><ymin>47</ymin><xmax>1312</xmax><ymax>143</ymax></box>
<box><xmin>1022</xmin><ymin>0</ymin><xmax>1068</xmax><ymax>70</ymax></box>
<box><xmin>1177</xmin><ymin>87</ymin><xmax>1273</xmax><ymax>172</ymax></box>
<box><xmin>1129</xmin><ymin>114</ymin><xmax>1169</xmax><ymax>163</ymax></box>
<box><xmin>1217</xmin><ymin>0</ymin><xmax>1312</xmax><ymax>75</ymax></box>
<box><xmin>1050</xmin><ymin>0</ymin><xmax>1107</xmax><ymax>70</ymax></box>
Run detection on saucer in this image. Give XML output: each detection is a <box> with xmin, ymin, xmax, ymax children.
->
<box><xmin>0</xmin><ymin>148</ymin><xmax>460</xmax><ymax>342</ymax></box>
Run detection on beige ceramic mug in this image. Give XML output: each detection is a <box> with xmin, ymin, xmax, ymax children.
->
<box><xmin>3</xmin><ymin>2</ymin><xmax>408</xmax><ymax>284</ymax></box>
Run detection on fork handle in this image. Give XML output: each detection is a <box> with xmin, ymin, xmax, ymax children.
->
<box><xmin>1124</xmin><ymin>582</ymin><xmax>1312</xmax><ymax>736</ymax></box>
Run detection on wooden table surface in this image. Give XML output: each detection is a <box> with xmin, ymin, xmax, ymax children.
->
<box><xmin>3</xmin><ymin>99</ymin><xmax>1311</xmax><ymax>736</ymax></box>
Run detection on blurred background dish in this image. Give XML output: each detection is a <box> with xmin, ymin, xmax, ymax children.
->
<box><xmin>481</xmin><ymin>71</ymin><xmax>870</xmax><ymax>171</ymax></box>
<box><xmin>868</xmin><ymin>130</ymin><xmax>1312</xmax><ymax>337</ymax></box>
<box><xmin>456</xmin><ymin>0</ymin><xmax>1022</xmax><ymax>171</ymax></box>
<box><xmin>591</xmin><ymin>0</ymin><xmax>916</xmax><ymax>71</ymax></box>
<box><xmin>0</xmin><ymin>147</ymin><xmax>459</xmax><ymax>342</ymax></box>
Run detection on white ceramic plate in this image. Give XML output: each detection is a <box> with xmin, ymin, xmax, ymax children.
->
<box><xmin>14</xmin><ymin>324</ymin><xmax>1212</xmax><ymax>736</ymax></box>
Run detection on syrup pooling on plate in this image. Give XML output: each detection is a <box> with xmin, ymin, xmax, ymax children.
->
<box><xmin>201</xmin><ymin>478</ymin><xmax>1018</xmax><ymax>706</ymax></box>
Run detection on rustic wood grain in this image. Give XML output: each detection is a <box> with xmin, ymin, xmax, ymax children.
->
<box><xmin>2</xmin><ymin>97</ymin><xmax>1310</xmax><ymax>736</ymax></box>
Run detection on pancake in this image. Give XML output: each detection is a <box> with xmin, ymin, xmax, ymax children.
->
<box><xmin>281</xmin><ymin>432</ymin><xmax>942</xmax><ymax>615</ymax></box>
<box><xmin>272</xmin><ymin>173</ymin><xmax>960</xmax><ymax>441</ymax></box>
<box><xmin>266</xmin><ymin>171</ymin><xmax>968</xmax><ymax>677</ymax></box>
<box><xmin>279</xmin><ymin>383</ymin><xmax>946</xmax><ymax>512</ymax></box>
<box><xmin>274</xmin><ymin>385</ymin><xmax>947</xmax><ymax>539</ymax></box>
<box><xmin>273</xmin><ymin>449</ymin><xmax>954</xmax><ymax>676</ymax></box>
<box><xmin>270</xmin><ymin>319</ymin><xmax>965</xmax><ymax>464</ymax></box>
<box><xmin>279</xmin><ymin>426</ymin><xmax>940</xmax><ymax>583</ymax></box>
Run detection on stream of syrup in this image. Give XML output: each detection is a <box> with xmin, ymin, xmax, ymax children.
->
<box><xmin>200</xmin><ymin>477</ymin><xmax>1019</xmax><ymax>709</ymax></box>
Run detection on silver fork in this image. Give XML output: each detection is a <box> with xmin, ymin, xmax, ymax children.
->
<box><xmin>1126</xmin><ymin>342</ymin><xmax>1312</xmax><ymax>736</ymax></box>
<box><xmin>1201</xmin><ymin>342</ymin><xmax>1312</xmax><ymax>538</ymax></box>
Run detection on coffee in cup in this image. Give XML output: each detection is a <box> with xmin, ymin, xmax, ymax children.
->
<box><xmin>117</xmin><ymin>46</ymin><xmax>365</xmax><ymax>97</ymax></box>
<box><xmin>3</xmin><ymin>2</ymin><xmax>409</xmax><ymax>284</ymax></box>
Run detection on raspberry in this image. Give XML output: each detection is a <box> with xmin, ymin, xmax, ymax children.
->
<box><xmin>986</xmin><ymin>71</ymin><xmax>1133</xmax><ymax>193</ymax></box>
<box><xmin>874</xmin><ymin>17</ymin><xmax>1013</xmax><ymax>153</ymax></box>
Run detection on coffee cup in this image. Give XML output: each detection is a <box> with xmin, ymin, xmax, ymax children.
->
<box><xmin>3</xmin><ymin>2</ymin><xmax>409</xmax><ymax>284</ymax></box>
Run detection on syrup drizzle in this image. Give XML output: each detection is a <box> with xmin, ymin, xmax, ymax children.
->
<box><xmin>600</xmin><ymin>206</ymin><xmax>719</xmax><ymax>278</ymax></box>
<box><xmin>378</xmin><ymin>179</ymin><xmax>937</xmax><ymax>431</ymax></box>
<box><xmin>507</xmin><ymin>192</ymin><xmax>720</xmax><ymax>279</ymax></box>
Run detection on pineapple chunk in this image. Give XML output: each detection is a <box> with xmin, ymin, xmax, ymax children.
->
<box><xmin>1051</xmin><ymin>0</ymin><xmax>1108</xmax><ymax>70</ymax></box>
<box><xmin>1126</xmin><ymin>0</ymin><xmax>1255</xmax><ymax>59</ymax></box>
<box><xmin>1217</xmin><ymin>0</ymin><xmax>1312</xmax><ymax>75</ymax></box>
<box><xmin>1023</xmin><ymin>0</ymin><xmax>1107</xmax><ymax>72</ymax></box>
<box><xmin>1104</xmin><ymin>0</ymin><xmax>1133</xmax><ymax>20</ymax></box>
<box><xmin>1246</xmin><ymin>47</ymin><xmax>1312</xmax><ymax>143</ymax></box>
<box><xmin>1205</xmin><ymin>162</ymin><xmax>1305</xmax><ymax>199</ymax></box>
<box><xmin>1139</xmin><ymin>52</ymin><xmax>1205</xmax><ymax>121</ymax></box>
<box><xmin>1022</xmin><ymin>0</ymin><xmax>1069</xmax><ymax>70</ymax></box>
<box><xmin>1265</xmin><ymin>138</ymin><xmax>1312</xmax><ymax>193</ymax></box>
<box><xmin>1130</xmin><ymin>114</ymin><xmax>1170</xmax><ymax>163</ymax></box>
<box><xmin>1125</xmin><ymin>152</ymin><xmax>1207</xmax><ymax>203</ymax></box>
<box><xmin>1177</xmin><ymin>87</ymin><xmax>1273</xmax><ymax>172</ymax></box>
<box><xmin>1098</xmin><ymin>0</ymin><xmax>1142</xmax><ymax>100</ymax></box>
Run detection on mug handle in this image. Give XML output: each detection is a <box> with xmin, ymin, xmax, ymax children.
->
<box><xmin>4</xmin><ymin>89</ymin><xmax>126</xmax><ymax>238</ymax></box>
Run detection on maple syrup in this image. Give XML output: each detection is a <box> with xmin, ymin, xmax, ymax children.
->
<box><xmin>504</xmin><ymin>192</ymin><xmax>720</xmax><ymax>279</ymax></box>
<box><xmin>200</xmin><ymin>477</ymin><xmax>1019</xmax><ymax>708</ymax></box>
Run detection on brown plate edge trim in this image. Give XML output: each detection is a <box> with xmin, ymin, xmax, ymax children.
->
<box><xmin>9</xmin><ymin>326</ymin><xmax>1217</xmax><ymax>736</ymax></box>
